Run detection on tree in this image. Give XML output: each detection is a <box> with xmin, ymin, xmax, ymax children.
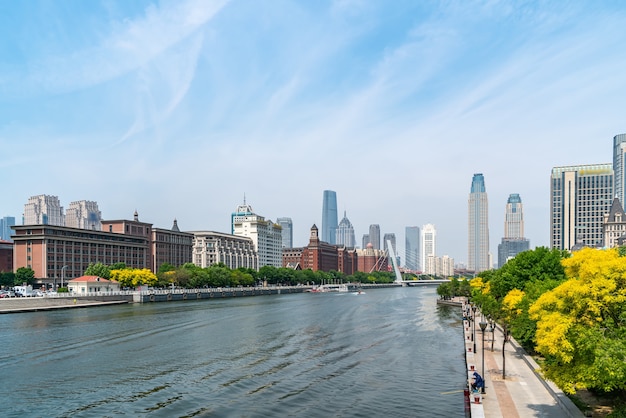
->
<box><xmin>529</xmin><ymin>247</ymin><xmax>626</xmax><ymax>394</ymax></box>
<box><xmin>84</xmin><ymin>263</ymin><xmax>111</xmax><ymax>279</ymax></box>
<box><xmin>0</xmin><ymin>272</ymin><xmax>16</xmax><ymax>287</ymax></box>
<box><xmin>15</xmin><ymin>267</ymin><xmax>35</xmax><ymax>285</ymax></box>
<box><xmin>110</xmin><ymin>268</ymin><xmax>158</xmax><ymax>288</ymax></box>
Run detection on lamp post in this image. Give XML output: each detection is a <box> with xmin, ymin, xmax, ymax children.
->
<box><xmin>490</xmin><ymin>318</ymin><xmax>495</xmax><ymax>352</ymax></box>
<box><xmin>61</xmin><ymin>265</ymin><xmax>68</xmax><ymax>289</ymax></box>
<box><xmin>472</xmin><ymin>305</ymin><xmax>477</xmax><ymax>353</ymax></box>
<box><xmin>479</xmin><ymin>321</ymin><xmax>487</xmax><ymax>394</ymax></box>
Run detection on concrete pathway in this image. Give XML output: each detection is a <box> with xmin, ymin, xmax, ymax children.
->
<box><xmin>0</xmin><ymin>297</ymin><xmax>128</xmax><ymax>313</ymax></box>
<box><xmin>463</xmin><ymin>305</ymin><xmax>584</xmax><ymax>418</ymax></box>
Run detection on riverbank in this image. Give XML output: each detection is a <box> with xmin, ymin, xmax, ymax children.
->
<box><xmin>0</xmin><ymin>297</ymin><xmax>128</xmax><ymax>313</ymax></box>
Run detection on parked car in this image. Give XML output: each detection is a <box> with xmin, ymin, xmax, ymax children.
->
<box><xmin>0</xmin><ymin>290</ymin><xmax>16</xmax><ymax>298</ymax></box>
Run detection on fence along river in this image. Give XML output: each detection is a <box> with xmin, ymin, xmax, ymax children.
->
<box><xmin>0</xmin><ymin>286</ymin><xmax>467</xmax><ymax>417</ymax></box>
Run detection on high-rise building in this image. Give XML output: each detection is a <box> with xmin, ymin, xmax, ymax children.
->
<box><xmin>404</xmin><ymin>226</ymin><xmax>420</xmax><ymax>271</ymax></box>
<box><xmin>498</xmin><ymin>194</ymin><xmax>530</xmax><ymax>268</ymax></box>
<box><xmin>23</xmin><ymin>195</ymin><xmax>65</xmax><ymax>226</ymax></box>
<box><xmin>362</xmin><ymin>234</ymin><xmax>370</xmax><ymax>249</ymax></box>
<box><xmin>0</xmin><ymin>216</ymin><xmax>16</xmax><ymax>241</ymax></box>
<box><xmin>551</xmin><ymin>164</ymin><xmax>613</xmax><ymax>251</ymax></box>
<box><xmin>336</xmin><ymin>211</ymin><xmax>356</xmax><ymax>247</ymax></box>
<box><xmin>613</xmin><ymin>133</ymin><xmax>626</xmax><ymax>205</ymax></box>
<box><xmin>421</xmin><ymin>224</ymin><xmax>437</xmax><ymax>275</ymax></box>
<box><xmin>468</xmin><ymin>173</ymin><xmax>490</xmax><ymax>273</ymax></box>
<box><xmin>277</xmin><ymin>217</ymin><xmax>293</xmax><ymax>248</ymax></box>
<box><xmin>232</xmin><ymin>200</ymin><xmax>282</xmax><ymax>268</ymax></box>
<box><xmin>369</xmin><ymin>224</ymin><xmax>381</xmax><ymax>249</ymax></box>
<box><xmin>321</xmin><ymin>190</ymin><xmax>338</xmax><ymax>244</ymax></box>
<box><xmin>383</xmin><ymin>233</ymin><xmax>399</xmax><ymax>267</ymax></box>
<box><xmin>65</xmin><ymin>200</ymin><xmax>102</xmax><ymax>230</ymax></box>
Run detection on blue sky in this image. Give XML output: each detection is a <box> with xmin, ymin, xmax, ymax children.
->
<box><xmin>1</xmin><ymin>0</ymin><xmax>625</xmax><ymax>267</ymax></box>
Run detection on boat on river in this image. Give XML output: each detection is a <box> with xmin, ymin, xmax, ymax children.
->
<box><xmin>311</xmin><ymin>284</ymin><xmax>349</xmax><ymax>293</ymax></box>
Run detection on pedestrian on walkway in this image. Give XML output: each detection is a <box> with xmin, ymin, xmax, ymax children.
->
<box><xmin>471</xmin><ymin>371</ymin><xmax>484</xmax><ymax>392</ymax></box>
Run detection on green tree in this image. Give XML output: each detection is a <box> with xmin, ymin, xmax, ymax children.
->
<box><xmin>15</xmin><ymin>267</ymin><xmax>35</xmax><ymax>285</ymax></box>
<box><xmin>84</xmin><ymin>262</ymin><xmax>111</xmax><ymax>279</ymax></box>
<box><xmin>0</xmin><ymin>272</ymin><xmax>16</xmax><ymax>287</ymax></box>
<box><xmin>529</xmin><ymin>247</ymin><xmax>626</xmax><ymax>394</ymax></box>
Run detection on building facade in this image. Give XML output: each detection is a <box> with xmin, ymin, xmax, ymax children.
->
<box><xmin>498</xmin><ymin>193</ymin><xmax>529</xmax><ymax>268</ymax></box>
<box><xmin>468</xmin><ymin>173</ymin><xmax>490</xmax><ymax>273</ymax></box>
<box><xmin>421</xmin><ymin>224</ymin><xmax>436</xmax><ymax>274</ymax></box>
<box><xmin>335</xmin><ymin>211</ymin><xmax>356</xmax><ymax>247</ymax></box>
<box><xmin>0</xmin><ymin>240</ymin><xmax>13</xmax><ymax>272</ymax></box>
<box><xmin>362</xmin><ymin>234</ymin><xmax>370</xmax><ymax>249</ymax></box>
<box><xmin>277</xmin><ymin>217</ymin><xmax>293</xmax><ymax>248</ymax></box>
<box><xmin>603</xmin><ymin>197</ymin><xmax>626</xmax><ymax>248</ymax></box>
<box><xmin>65</xmin><ymin>200</ymin><xmax>102</xmax><ymax>230</ymax></box>
<box><xmin>368</xmin><ymin>224</ymin><xmax>381</xmax><ymax>249</ymax></box>
<box><xmin>550</xmin><ymin>164</ymin><xmax>613</xmax><ymax>251</ymax></box>
<box><xmin>12</xmin><ymin>224</ymin><xmax>150</xmax><ymax>286</ymax></box>
<box><xmin>321</xmin><ymin>190</ymin><xmax>338</xmax><ymax>244</ymax></box>
<box><xmin>356</xmin><ymin>243</ymin><xmax>388</xmax><ymax>273</ymax></box>
<box><xmin>0</xmin><ymin>216</ymin><xmax>16</xmax><ymax>241</ymax></box>
<box><xmin>152</xmin><ymin>220</ymin><xmax>193</xmax><ymax>271</ymax></box>
<box><xmin>613</xmin><ymin>133</ymin><xmax>626</xmax><ymax>206</ymax></box>
<box><xmin>23</xmin><ymin>195</ymin><xmax>65</xmax><ymax>226</ymax></box>
<box><xmin>231</xmin><ymin>201</ymin><xmax>282</xmax><ymax>268</ymax></box>
<box><xmin>190</xmin><ymin>230</ymin><xmax>257</xmax><ymax>270</ymax></box>
<box><xmin>404</xmin><ymin>226</ymin><xmax>420</xmax><ymax>272</ymax></box>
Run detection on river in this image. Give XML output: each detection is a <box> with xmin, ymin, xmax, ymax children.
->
<box><xmin>0</xmin><ymin>286</ymin><xmax>467</xmax><ymax>417</ymax></box>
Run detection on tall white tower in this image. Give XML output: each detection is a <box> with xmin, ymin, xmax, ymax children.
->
<box><xmin>23</xmin><ymin>195</ymin><xmax>65</xmax><ymax>226</ymax></box>
<box><xmin>421</xmin><ymin>224</ymin><xmax>436</xmax><ymax>274</ymax></box>
<box><xmin>468</xmin><ymin>174</ymin><xmax>490</xmax><ymax>272</ymax></box>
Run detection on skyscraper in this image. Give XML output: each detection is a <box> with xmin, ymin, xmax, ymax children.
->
<box><xmin>23</xmin><ymin>195</ymin><xmax>65</xmax><ymax>226</ymax></box>
<box><xmin>362</xmin><ymin>234</ymin><xmax>370</xmax><ymax>249</ymax></box>
<box><xmin>369</xmin><ymin>224</ymin><xmax>381</xmax><ymax>249</ymax></box>
<box><xmin>383</xmin><ymin>233</ymin><xmax>399</xmax><ymax>266</ymax></box>
<box><xmin>321</xmin><ymin>190</ymin><xmax>338</xmax><ymax>244</ymax></box>
<box><xmin>65</xmin><ymin>200</ymin><xmax>102</xmax><ymax>230</ymax></box>
<box><xmin>421</xmin><ymin>224</ymin><xmax>437</xmax><ymax>274</ymax></box>
<box><xmin>498</xmin><ymin>194</ymin><xmax>530</xmax><ymax>268</ymax></box>
<box><xmin>404</xmin><ymin>226</ymin><xmax>420</xmax><ymax>271</ymax></box>
<box><xmin>277</xmin><ymin>217</ymin><xmax>293</xmax><ymax>248</ymax></box>
<box><xmin>468</xmin><ymin>173</ymin><xmax>490</xmax><ymax>273</ymax></box>
<box><xmin>551</xmin><ymin>164</ymin><xmax>613</xmax><ymax>251</ymax></box>
<box><xmin>613</xmin><ymin>133</ymin><xmax>626</xmax><ymax>205</ymax></box>
<box><xmin>336</xmin><ymin>211</ymin><xmax>356</xmax><ymax>247</ymax></box>
<box><xmin>0</xmin><ymin>216</ymin><xmax>16</xmax><ymax>241</ymax></box>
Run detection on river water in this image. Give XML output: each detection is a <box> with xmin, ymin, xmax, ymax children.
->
<box><xmin>1</xmin><ymin>286</ymin><xmax>467</xmax><ymax>417</ymax></box>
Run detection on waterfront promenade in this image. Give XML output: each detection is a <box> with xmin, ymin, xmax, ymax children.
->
<box><xmin>461</xmin><ymin>302</ymin><xmax>584</xmax><ymax>418</ymax></box>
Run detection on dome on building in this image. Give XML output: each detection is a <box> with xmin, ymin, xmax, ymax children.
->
<box><xmin>367</xmin><ymin>242</ymin><xmax>373</xmax><ymax>248</ymax></box>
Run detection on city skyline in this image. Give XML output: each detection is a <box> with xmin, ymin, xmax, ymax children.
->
<box><xmin>1</xmin><ymin>1</ymin><xmax>625</xmax><ymax>265</ymax></box>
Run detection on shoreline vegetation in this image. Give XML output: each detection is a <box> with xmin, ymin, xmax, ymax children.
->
<box><xmin>438</xmin><ymin>247</ymin><xmax>626</xmax><ymax>418</ymax></box>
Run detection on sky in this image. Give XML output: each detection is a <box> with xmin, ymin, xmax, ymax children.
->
<box><xmin>1</xmin><ymin>0</ymin><xmax>625</xmax><ymax>267</ymax></box>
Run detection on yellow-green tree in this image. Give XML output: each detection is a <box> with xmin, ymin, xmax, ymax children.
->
<box><xmin>529</xmin><ymin>247</ymin><xmax>626</xmax><ymax>394</ymax></box>
<box><xmin>110</xmin><ymin>268</ymin><xmax>158</xmax><ymax>288</ymax></box>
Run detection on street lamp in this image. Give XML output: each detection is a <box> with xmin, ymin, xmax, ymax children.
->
<box><xmin>479</xmin><ymin>321</ymin><xmax>487</xmax><ymax>394</ymax></box>
<box><xmin>61</xmin><ymin>265</ymin><xmax>68</xmax><ymax>289</ymax></box>
<box><xmin>472</xmin><ymin>305</ymin><xmax>478</xmax><ymax>353</ymax></box>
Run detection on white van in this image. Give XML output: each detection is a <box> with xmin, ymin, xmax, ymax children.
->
<box><xmin>14</xmin><ymin>285</ymin><xmax>34</xmax><ymax>297</ymax></box>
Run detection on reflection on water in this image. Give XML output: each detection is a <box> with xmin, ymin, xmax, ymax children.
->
<box><xmin>1</xmin><ymin>286</ymin><xmax>466</xmax><ymax>417</ymax></box>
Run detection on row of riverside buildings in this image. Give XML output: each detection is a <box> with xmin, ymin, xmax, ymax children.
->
<box><xmin>0</xmin><ymin>197</ymin><xmax>391</xmax><ymax>287</ymax></box>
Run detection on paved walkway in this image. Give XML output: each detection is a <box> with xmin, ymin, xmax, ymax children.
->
<box><xmin>463</xmin><ymin>305</ymin><xmax>584</xmax><ymax>418</ymax></box>
<box><xmin>0</xmin><ymin>297</ymin><xmax>128</xmax><ymax>313</ymax></box>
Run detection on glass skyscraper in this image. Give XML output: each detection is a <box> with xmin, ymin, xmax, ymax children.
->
<box><xmin>498</xmin><ymin>194</ymin><xmax>529</xmax><ymax>268</ymax></box>
<box><xmin>369</xmin><ymin>224</ymin><xmax>381</xmax><ymax>249</ymax></box>
<box><xmin>468</xmin><ymin>173</ymin><xmax>490</xmax><ymax>273</ymax></box>
<box><xmin>336</xmin><ymin>211</ymin><xmax>356</xmax><ymax>247</ymax></box>
<box><xmin>0</xmin><ymin>216</ymin><xmax>16</xmax><ymax>241</ymax></box>
<box><xmin>404</xmin><ymin>226</ymin><xmax>420</xmax><ymax>271</ymax></box>
<box><xmin>277</xmin><ymin>217</ymin><xmax>293</xmax><ymax>248</ymax></box>
<box><xmin>321</xmin><ymin>190</ymin><xmax>338</xmax><ymax>244</ymax></box>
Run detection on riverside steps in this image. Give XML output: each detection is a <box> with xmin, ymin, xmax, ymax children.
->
<box><xmin>459</xmin><ymin>300</ymin><xmax>584</xmax><ymax>418</ymax></box>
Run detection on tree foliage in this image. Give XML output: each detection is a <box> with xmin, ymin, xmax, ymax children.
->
<box><xmin>110</xmin><ymin>268</ymin><xmax>158</xmax><ymax>288</ymax></box>
<box><xmin>15</xmin><ymin>267</ymin><xmax>35</xmax><ymax>285</ymax></box>
<box><xmin>84</xmin><ymin>262</ymin><xmax>111</xmax><ymax>279</ymax></box>
<box><xmin>529</xmin><ymin>247</ymin><xmax>626</xmax><ymax>394</ymax></box>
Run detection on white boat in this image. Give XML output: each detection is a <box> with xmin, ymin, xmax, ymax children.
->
<box><xmin>314</xmin><ymin>284</ymin><xmax>349</xmax><ymax>293</ymax></box>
